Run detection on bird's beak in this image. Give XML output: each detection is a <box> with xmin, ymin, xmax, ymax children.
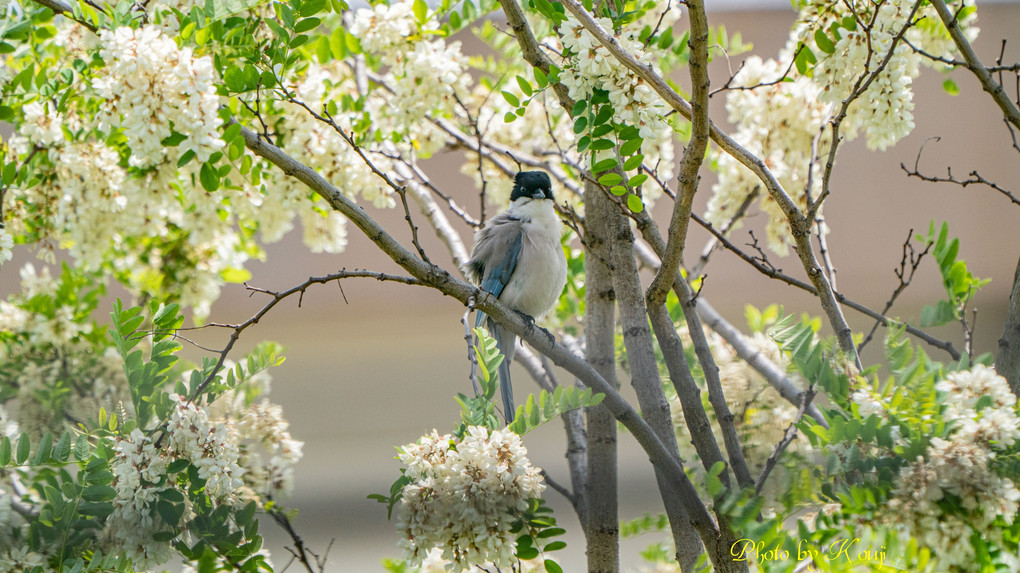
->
<box><xmin>531</xmin><ymin>190</ymin><xmax>546</xmax><ymax>200</ymax></box>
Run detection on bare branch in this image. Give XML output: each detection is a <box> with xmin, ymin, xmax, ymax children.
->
<box><xmin>187</xmin><ymin>270</ymin><xmax>421</xmax><ymax>401</ymax></box>
<box><xmin>901</xmin><ymin>138</ymin><xmax>1020</xmax><ymax>206</ymax></box>
<box><xmin>692</xmin><ymin>213</ymin><xmax>961</xmax><ymax>360</ymax></box>
<box><xmin>858</xmin><ymin>228</ymin><xmax>933</xmax><ymax>353</ymax></box>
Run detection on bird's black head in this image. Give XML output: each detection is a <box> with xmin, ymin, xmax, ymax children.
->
<box><xmin>510</xmin><ymin>171</ymin><xmax>554</xmax><ymax>202</ymax></box>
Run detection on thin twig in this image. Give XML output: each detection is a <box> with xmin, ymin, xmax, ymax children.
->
<box><xmin>901</xmin><ymin>138</ymin><xmax>1020</xmax><ymax>206</ymax></box>
<box><xmin>754</xmin><ymin>384</ymin><xmax>816</xmax><ymax>495</ymax></box>
<box><xmin>464</xmin><ymin>297</ymin><xmax>482</xmax><ymax>398</ymax></box>
<box><xmin>187</xmin><ymin>270</ymin><xmax>421</xmax><ymax>401</ymax></box>
<box><xmin>858</xmin><ymin>228</ymin><xmax>933</xmax><ymax>353</ymax></box>
<box><xmin>692</xmin><ymin>213</ymin><xmax>961</xmax><ymax>360</ymax></box>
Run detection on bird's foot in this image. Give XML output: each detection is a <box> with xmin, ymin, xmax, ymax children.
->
<box><xmin>513</xmin><ymin>309</ymin><xmax>537</xmax><ymax>332</ymax></box>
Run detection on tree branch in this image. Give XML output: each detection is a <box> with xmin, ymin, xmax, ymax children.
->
<box><xmin>930</xmin><ymin>0</ymin><xmax>1020</xmax><ymax>130</ymax></box>
<box><xmin>237</xmin><ymin>118</ymin><xmax>729</xmax><ymax>567</ymax></box>
<box><xmin>558</xmin><ymin>0</ymin><xmax>861</xmax><ymax>371</ymax></box>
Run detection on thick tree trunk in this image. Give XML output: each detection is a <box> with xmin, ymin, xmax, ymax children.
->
<box><xmin>607</xmin><ymin>210</ymin><xmax>705</xmax><ymax>572</ymax></box>
<box><xmin>584</xmin><ymin>181</ymin><xmax>620</xmax><ymax>573</ymax></box>
<box><xmin>997</xmin><ymin>255</ymin><xmax>1020</xmax><ymax>394</ymax></box>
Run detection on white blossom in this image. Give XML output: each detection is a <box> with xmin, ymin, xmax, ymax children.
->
<box><xmin>19</xmin><ymin>101</ymin><xmax>65</xmax><ymax>146</ymax></box>
<box><xmin>167</xmin><ymin>394</ymin><xmax>244</xmax><ymax>501</ymax></box>
<box><xmin>0</xmin><ymin>228</ymin><xmax>12</xmax><ymax>266</ymax></box>
<box><xmin>92</xmin><ymin>26</ymin><xmax>224</xmax><ymax>168</ymax></box>
<box><xmin>396</xmin><ymin>427</ymin><xmax>545</xmax><ymax>571</ymax></box>
<box><xmin>882</xmin><ymin>364</ymin><xmax>1020</xmax><ymax>569</ymax></box>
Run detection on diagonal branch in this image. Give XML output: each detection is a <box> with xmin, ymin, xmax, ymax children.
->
<box><xmin>236</xmin><ymin>118</ymin><xmax>730</xmax><ymax>564</ymax></box>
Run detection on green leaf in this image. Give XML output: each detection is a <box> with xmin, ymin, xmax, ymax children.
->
<box><xmin>73</xmin><ymin>435</ymin><xmax>90</xmax><ymax>461</ymax></box>
<box><xmin>294</xmin><ymin>17</ymin><xmax>321</xmax><ymax>34</ymax></box>
<box><xmin>942</xmin><ymin>77</ymin><xmax>960</xmax><ymax>96</ymax></box>
<box><xmin>544</xmin><ymin>541</ymin><xmax>567</xmax><ymax>551</ymax></box>
<box><xmin>299</xmin><ymin>0</ymin><xmax>328</xmax><ymax>16</ymax></box>
<box><xmin>54</xmin><ymin>432</ymin><xmax>72</xmax><ymax>462</ymax></box>
<box><xmin>224</xmin><ymin>66</ymin><xmax>245</xmax><ymax>92</ymax></box>
<box><xmin>814</xmin><ymin>28</ymin><xmax>835</xmax><ymax>54</ymax></box>
<box><xmin>1</xmin><ymin>161</ymin><xmax>16</xmax><ymax>186</ymax></box>
<box><xmin>516</xmin><ymin>75</ymin><xmax>533</xmax><ymax>96</ymax></box>
<box><xmin>199</xmin><ymin>162</ymin><xmax>220</xmax><ymax>192</ymax></box>
<box><xmin>597</xmin><ymin>173</ymin><xmax>622</xmax><ymax>186</ymax></box>
<box><xmin>623</xmin><ymin>154</ymin><xmax>644</xmax><ymax>171</ymax></box>
<box><xmin>571</xmin><ymin>100</ymin><xmax>587</xmax><ymax>117</ymax></box>
<box><xmin>0</xmin><ymin>437</ymin><xmax>10</xmax><ymax>466</ymax></box>
<box><xmin>627</xmin><ymin>194</ymin><xmax>645</xmax><ymax>213</ymax></box>
<box><xmin>628</xmin><ymin>173</ymin><xmax>648</xmax><ymax>187</ymax></box>
<box><xmin>545</xmin><ymin>560</ymin><xmax>563</xmax><ymax>573</ymax></box>
<box><xmin>501</xmin><ymin>91</ymin><xmax>521</xmax><ymax>107</ymax></box>
<box><xmin>504</xmin><ymin>111</ymin><xmax>517</xmax><ymax>123</ymax></box>
<box><xmin>592</xmin><ymin>105</ymin><xmax>614</xmax><ymax>126</ymax></box>
<box><xmin>82</xmin><ymin>485</ymin><xmax>117</xmax><ymax>502</ymax></box>
<box><xmin>533</xmin><ymin>67</ymin><xmax>548</xmax><ymax>88</ymax></box>
<box><xmin>221</xmin><ymin>267</ymin><xmax>252</xmax><ymax>283</ymax></box>
<box><xmin>330</xmin><ymin>26</ymin><xmax>348</xmax><ymax>59</ymax></box>
<box><xmin>589</xmin><ymin>138</ymin><xmax>615</xmax><ymax>151</ymax></box>
<box><xmin>413</xmin><ymin>0</ymin><xmax>428</xmax><ymax>23</ymax></box>
<box><xmin>610</xmin><ymin>185</ymin><xmax>627</xmax><ymax>196</ymax></box>
<box><xmin>592</xmin><ymin>158</ymin><xmax>617</xmax><ymax>173</ymax></box>
<box><xmin>573</xmin><ymin>116</ymin><xmax>588</xmax><ymax>134</ymax></box>
<box><xmin>33</xmin><ymin>432</ymin><xmax>53</xmax><ymax>465</ymax></box>
<box><xmin>620</xmin><ymin>137</ymin><xmax>643</xmax><ymax>156</ymax></box>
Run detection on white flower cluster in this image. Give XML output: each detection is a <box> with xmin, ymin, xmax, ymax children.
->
<box><xmin>349</xmin><ymin>1</ymin><xmax>423</xmax><ymax>55</ymax></box>
<box><xmin>93</xmin><ymin>26</ymin><xmax>224</xmax><ymax>168</ymax></box>
<box><xmin>706</xmin><ymin>55</ymin><xmax>830</xmax><ymax>256</ymax></box>
<box><xmin>706</xmin><ymin>1</ymin><xmax>978</xmax><ymax>256</ymax></box>
<box><xmin>396</xmin><ymin>426</ymin><xmax>545</xmax><ymax>572</ymax></box>
<box><xmin>559</xmin><ymin>17</ymin><xmax>670</xmax><ymax>142</ymax></box>
<box><xmin>409</xmin><ymin>547</ymin><xmax>551</xmax><ymax>573</ymax></box>
<box><xmin>349</xmin><ymin>0</ymin><xmax>470</xmax><ymax>134</ymax></box>
<box><xmin>0</xmin><ymin>228</ymin><xmax>12</xmax><ymax>267</ymax></box>
<box><xmin>19</xmin><ymin>101</ymin><xmax>66</xmax><ymax>147</ymax></box>
<box><xmin>885</xmin><ymin>365</ymin><xmax>1020</xmax><ymax>569</ymax></box>
<box><xmin>232</xmin><ymin>399</ymin><xmax>304</xmax><ymax>498</ymax></box>
<box><xmin>201</xmin><ymin>367</ymin><xmax>305</xmax><ymax>499</ymax></box>
<box><xmin>798</xmin><ymin>0</ymin><xmax>978</xmax><ymax>151</ymax></box>
<box><xmin>167</xmin><ymin>394</ymin><xmax>245</xmax><ymax>500</ymax></box>
<box><xmin>101</xmin><ymin>428</ymin><xmax>175</xmax><ymax>570</ymax></box>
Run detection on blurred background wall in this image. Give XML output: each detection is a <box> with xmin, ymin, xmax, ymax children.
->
<box><xmin>2</xmin><ymin>1</ymin><xmax>1019</xmax><ymax>570</ymax></box>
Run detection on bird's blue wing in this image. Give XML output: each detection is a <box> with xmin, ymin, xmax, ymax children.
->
<box><xmin>467</xmin><ymin>215</ymin><xmax>524</xmax><ymax>327</ymax></box>
<box><xmin>480</xmin><ymin>231</ymin><xmax>523</xmax><ymax>299</ymax></box>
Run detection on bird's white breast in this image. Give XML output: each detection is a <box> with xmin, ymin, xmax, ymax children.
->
<box><xmin>499</xmin><ymin>200</ymin><xmax>567</xmax><ymax>319</ymax></box>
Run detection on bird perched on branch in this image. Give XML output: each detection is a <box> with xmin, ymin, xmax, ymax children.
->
<box><xmin>466</xmin><ymin>171</ymin><xmax>567</xmax><ymax>422</ymax></box>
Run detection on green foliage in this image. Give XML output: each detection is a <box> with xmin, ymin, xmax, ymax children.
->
<box><xmin>368</xmin><ymin>473</ymin><xmax>414</xmax><ymax>520</ymax></box>
<box><xmin>510</xmin><ymin>498</ymin><xmax>568</xmax><ymax>572</ymax></box>
<box><xmin>769</xmin><ymin>312</ymin><xmax>850</xmax><ymax>405</ymax></box>
<box><xmin>453</xmin><ymin>326</ymin><xmax>505</xmax><ymax>430</ymax></box>
<box><xmin>918</xmin><ymin>221</ymin><xmax>989</xmax><ymax>327</ymax></box>
<box><xmin>109</xmin><ymin>299</ymin><xmax>183</xmax><ymax>429</ymax></box>
<box><xmin>508</xmin><ymin>385</ymin><xmax>605</xmax><ymax>434</ymax></box>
